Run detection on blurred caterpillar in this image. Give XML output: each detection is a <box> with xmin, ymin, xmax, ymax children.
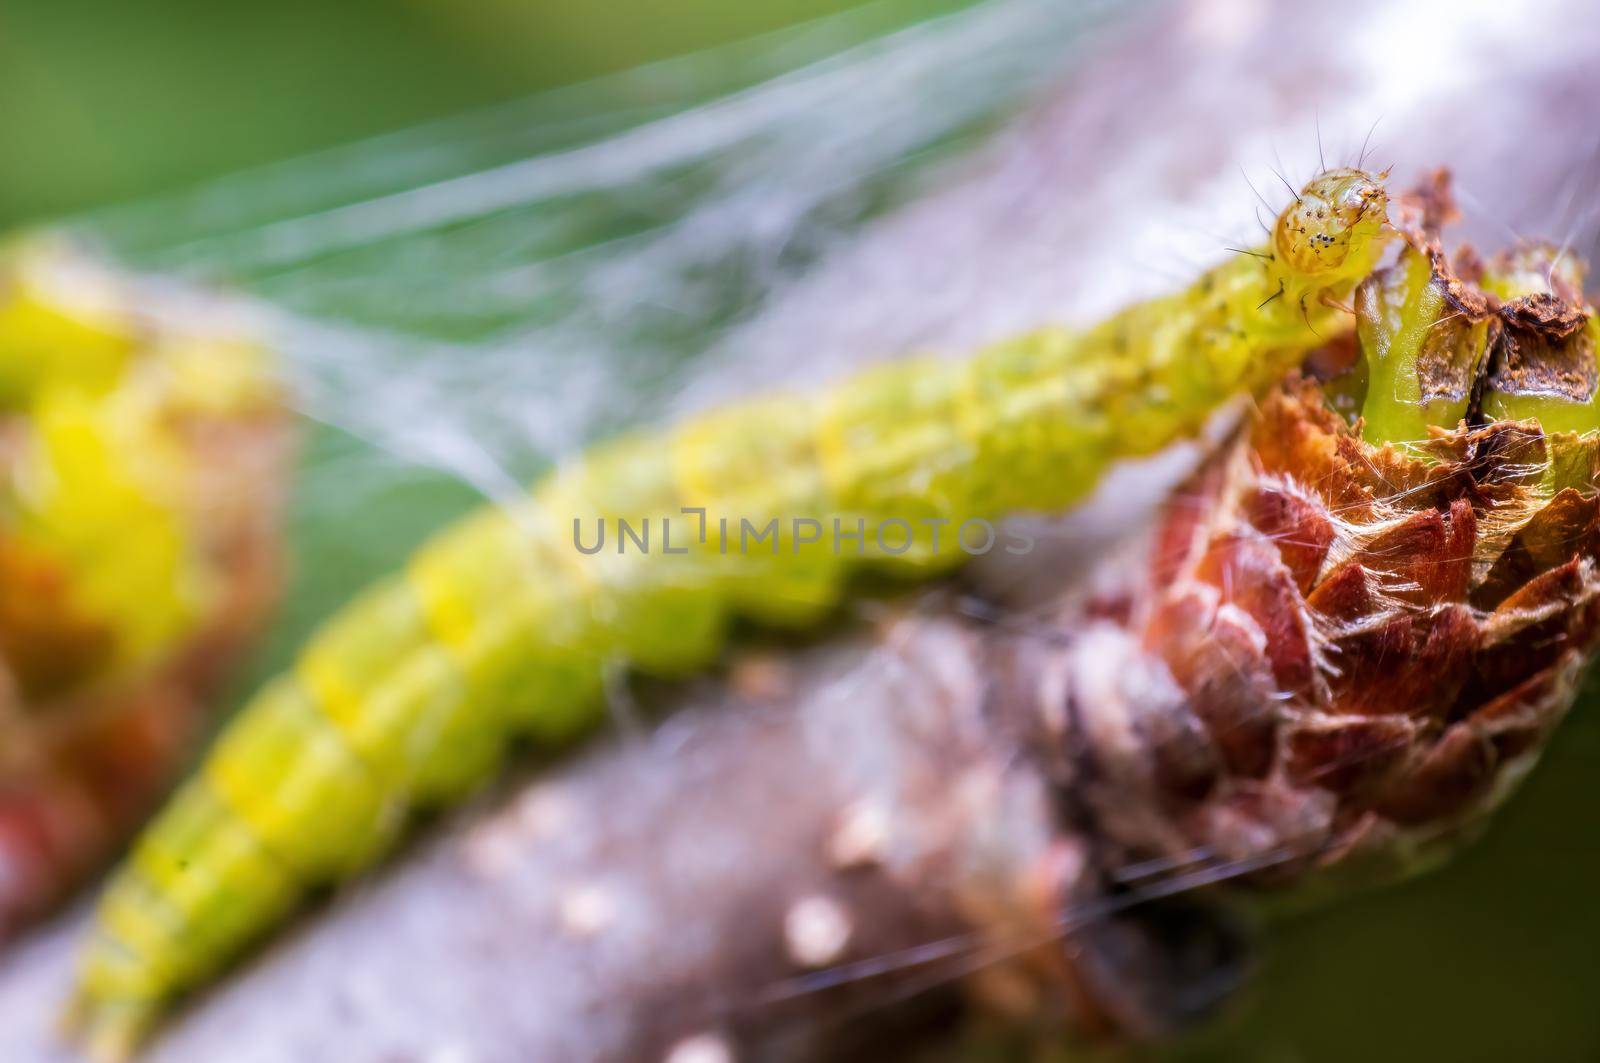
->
<box><xmin>65</xmin><ymin>168</ymin><xmax>1393</xmax><ymax>1057</ymax></box>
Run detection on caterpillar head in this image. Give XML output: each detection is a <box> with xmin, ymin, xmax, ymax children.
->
<box><xmin>1274</xmin><ymin>167</ymin><xmax>1390</xmax><ymax>283</ymax></box>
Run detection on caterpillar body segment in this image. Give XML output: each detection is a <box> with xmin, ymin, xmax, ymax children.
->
<box><xmin>67</xmin><ymin>169</ymin><xmax>1393</xmax><ymax>1057</ymax></box>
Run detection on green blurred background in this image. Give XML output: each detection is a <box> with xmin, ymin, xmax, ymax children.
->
<box><xmin>0</xmin><ymin>0</ymin><xmax>875</xmax><ymax>227</ymax></box>
<box><xmin>5</xmin><ymin>1</ymin><xmax>1599</xmax><ymax>1060</ymax></box>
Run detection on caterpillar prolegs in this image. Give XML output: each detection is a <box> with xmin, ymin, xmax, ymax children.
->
<box><xmin>65</xmin><ymin>169</ymin><xmax>1393</xmax><ymax>1057</ymax></box>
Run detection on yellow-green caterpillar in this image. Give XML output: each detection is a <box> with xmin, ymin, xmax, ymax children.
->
<box><xmin>65</xmin><ymin>168</ymin><xmax>1392</xmax><ymax>1058</ymax></box>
